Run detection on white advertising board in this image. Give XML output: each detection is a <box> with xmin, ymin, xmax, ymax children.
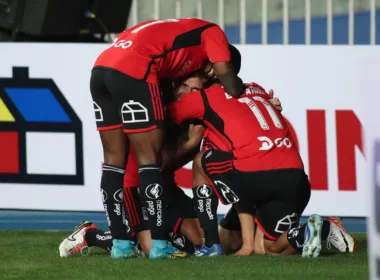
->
<box><xmin>0</xmin><ymin>44</ymin><xmax>373</xmax><ymax>217</ymax></box>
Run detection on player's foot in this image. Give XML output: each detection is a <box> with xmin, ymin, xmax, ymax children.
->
<box><xmin>149</xmin><ymin>240</ymin><xmax>187</xmax><ymax>259</ymax></box>
<box><xmin>302</xmin><ymin>214</ymin><xmax>323</xmax><ymax>258</ymax></box>
<box><xmin>59</xmin><ymin>221</ymin><xmax>97</xmax><ymax>257</ymax></box>
<box><xmin>326</xmin><ymin>217</ymin><xmax>355</xmax><ymax>253</ymax></box>
<box><xmin>111</xmin><ymin>239</ymin><xmax>143</xmax><ymax>259</ymax></box>
<box><xmin>194</xmin><ymin>244</ymin><xmax>223</xmax><ymax>257</ymax></box>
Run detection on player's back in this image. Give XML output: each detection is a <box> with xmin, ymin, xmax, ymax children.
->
<box><xmin>122</xmin><ymin>18</ymin><xmax>212</xmax><ymax>48</ymax></box>
<box><xmin>94</xmin><ymin>18</ymin><xmax>221</xmax><ymax>83</ymax></box>
<box><xmin>204</xmin><ymin>83</ymin><xmax>303</xmax><ymax>172</ymax></box>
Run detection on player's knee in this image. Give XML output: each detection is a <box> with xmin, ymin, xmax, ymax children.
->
<box><xmin>103</xmin><ymin>147</ymin><xmax>126</xmax><ymax>167</ymax></box>
<box><xmin>128</xmin><ymin>129</ymin><xmax>164</xmax><ymax>165</ymax></box>
<box><xmin>103</xmin><ymin>154</ymin><xmax>126</xmax><ymax>168</ymax></box>
<box><xmin>135</xmin><ymin>150</ymin><xmax>161</xmax><ymax>166</ymax></box>
<box><xmin>100</xmin><ymin>129</ymin><xmax>127</xmax><ymax>168</ymax></box>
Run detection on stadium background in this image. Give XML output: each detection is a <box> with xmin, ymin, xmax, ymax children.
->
<box><xmin>0</xmin><ymin>1</ymin><xmax>378</xmax><ymax>279</ymax></box>
<box><xmin>0</xmin><ymin>0</ymin><xmax>373</xmax><ymax>230</ymax></box>
<box><xmin>0</xmin><ymin>0</ymin><xmax>375</xmax><ymax>238</ymax></box>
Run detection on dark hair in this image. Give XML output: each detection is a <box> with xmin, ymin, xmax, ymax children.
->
<box><xmin>228</xmin><ymin>44</ymin><xmax>241</xmax><ymax>74</ymax></box>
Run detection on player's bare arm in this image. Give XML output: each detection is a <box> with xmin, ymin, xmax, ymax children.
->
<box><xmin>234</xmin><ymin>202</ymin><xmax>256</xmax><ymax>256</ymax></box>
<box><xmin>162</xmin><ymin>123</ymin><xmax>205</xmax><ymax>171</ymax></box>
<box><xmin>213</xmin><ymin>62</ymin><xmax>244</xmax><ymax>98</ymax></box>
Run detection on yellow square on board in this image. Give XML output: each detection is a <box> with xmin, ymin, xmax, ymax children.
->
<box><xmin>0</xmin><ymin>98</ymin><xmax>15</xmax><ymax>122</ymax></box>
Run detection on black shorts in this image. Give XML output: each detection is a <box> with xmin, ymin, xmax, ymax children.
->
<box><xmin>201</xmin><ymin>150</ymin><xmax>311</xmax><ymax>241</ymax></box>
<box><xmin>219</xmin><ymin>204</ymin><xmax>256</xmax><ymax>231</ymax></box>
<box><xmin>90</xmin><ymin>67</ymin><xmax>165</xmax><ymax>133</ymax></box>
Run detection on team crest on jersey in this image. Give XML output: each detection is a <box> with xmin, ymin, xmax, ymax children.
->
<box><xmin>179</xmin><ymin>60</ymin><xmax>192</xmax><ymax>76</ymax></box>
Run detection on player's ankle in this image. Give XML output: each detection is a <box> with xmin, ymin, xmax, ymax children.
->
<box><xmin>113</xmin><ymin>239</ymin><xmax>133</xmax><ymax>247</ymax></box>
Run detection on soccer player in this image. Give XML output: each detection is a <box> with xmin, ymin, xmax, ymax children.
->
<box><xmin>171</xmin><ymin>70</ymin><xmax>355</xmax><ymax>257</ymax></box>
<box><xmin>59</xmin><ymin>128</ymin><xmax>205</xmax><ymax>258</ymax></box>
<box><xmin>170</xmin><ymin>69</ymin><xmax>282</xmax><ymax>257</ymax></box>
<box><xmin>59</xmin><ymin>189</ymin><xmax>203</xmax><ymax>258</ymax></box>
<box><xmin>218</xmin><ymin>207</ymin><xmax>356</xmax><ymax>256</ymax></box>
<box><xmin>90</xmin><ymin>18</ymin><xmax>244</xmax><ymax>259</ymax></box>
<box><xmin>167</xmin><ymin>73</ymin><xmax>355</xmax><ymax>258</ymax></box>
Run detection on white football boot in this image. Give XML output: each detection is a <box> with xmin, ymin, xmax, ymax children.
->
<box><xmin>326</xmin><ymin>217</ymin><xmax>355</xmax><ymax>253</ymax></box>
<box><xmin>59</xmin><ymin>221</ymin><xmax>97</xmax><ymax>257</ymax></box>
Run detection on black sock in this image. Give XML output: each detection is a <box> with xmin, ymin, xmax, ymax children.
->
<box><xmin>287</xmin><ymin>220</ymin><xmax>331</xmax><ymax>252</ymax></box>
<box><xmin>287</xmin><ymin>224</ymin><xmax>307</xmax><ymax>252</ymax></box>
<box><xmin>138</xmin><ymin>164</ymin><xmax>167</xmax><ymax>241</ymax></box>
<box><xmin>101</xmin><ymin>164</ymin><xmax>131</xmax><ymax>240</ymax></box>
<box><xmin>169</xmin><ymin>233</ymin><xmax>195</xmax><ymax>254</ymax></box>
<box><xmin>322</xmin><ymin>220</ymin><xmax>331</xmax><ymax>240</ymax></box>
<box><xmin>85</xmin><ymin>229</ymin><xmax>113</xmax><ymax>253</ymax></box>
<box><xmin>192</xmin><ymin>184</ymin><xmax>219</xmax><ymax>247</ymax></box>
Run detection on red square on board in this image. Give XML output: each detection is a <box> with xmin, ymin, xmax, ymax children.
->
<box><xmin>0</xmin><ymin>132</ymin><xmax>19</xmax><ymax>173</ymax></box>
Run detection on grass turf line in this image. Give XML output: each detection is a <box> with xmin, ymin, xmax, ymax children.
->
<box><xmin>0</xmin><ymin>231</ymin><xmax>368</xmax><ymax>280</ymax></box>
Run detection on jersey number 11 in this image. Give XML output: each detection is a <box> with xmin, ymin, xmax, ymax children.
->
<box><xmin>238</xmin><ymin>96</ymin><xmax>283</xmax><ymax>130</ymax></box>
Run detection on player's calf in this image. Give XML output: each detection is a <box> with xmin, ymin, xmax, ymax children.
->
<box><xmin>101</xmin><ymin>164</ymin><xmax>139</xmax><ymax>259</ymax></box>
<box><xmin>96</xmin><ymin>129</ymin><xmax>136</xmax><ymax>259</ymax></box>
<box><xmin>128</xmin><ymin>129</ymin><xmax>174</xmax><ymax>258</ymax></box>
<box><xmin>263</xmin><ymin>214</ymin><xmax>323</xmax><ymax>258</ymax></box>
<box><xmin>192</xmin><ymin>151</ymin><xmax>223</xmax><ymax>256</ymax></box>
<box><xmin>137</xmin><ymin>165</ymin><xmax>169</xmax><ymax>256</ymax></box>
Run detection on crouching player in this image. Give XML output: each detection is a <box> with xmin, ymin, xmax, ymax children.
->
<box><xmin>59</xmin><ymin>65</ymin><xmax>277</xmax><ymax>258</ymax></box>
<box><xmin>167</xmin><ymin>74</ymin><xmax>356</xmax><ymax>257</ymax></box>
<box><xmin>218</xmin><ymin>204</ymin><xmax>355</xmax><ymax>255</ymax></box>
<box><xmin>168</xmin><ymin>64</ymin><xmax>355</xmax><ymax>257</ymax></box>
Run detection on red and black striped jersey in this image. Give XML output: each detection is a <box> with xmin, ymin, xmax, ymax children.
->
<box><xmin>168</xmin><ymin>83</ymin><xmax>304</xmax><ymax>172</ymax></box>
<box><xmin>94</xmin><ymin>18</ymin><xmax>231</xmax><ymax>84</ymax></box>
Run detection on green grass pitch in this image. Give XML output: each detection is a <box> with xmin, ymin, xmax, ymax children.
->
<box><xmin>0</xmin><ymin>231</ymin><xmax>368</xmax><ymax>280</ymax></box>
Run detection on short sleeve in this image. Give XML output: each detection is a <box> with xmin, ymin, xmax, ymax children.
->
<box><xmin>201</xmin><ymin>25</ymin><xmax>231</xmax><ymax>63</ymax></box>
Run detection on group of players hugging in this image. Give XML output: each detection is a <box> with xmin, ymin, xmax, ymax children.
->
<box><xmin>59</xmin><ymin>18</ymin><xmax>355</xmax><ymax>259</ymax></box>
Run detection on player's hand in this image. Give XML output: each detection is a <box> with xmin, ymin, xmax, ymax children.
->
<box><xmin>268</xmin><ymin>89</ymin><xmax>283</xmax><ymax>112</ymax></box>
<box><xmin>187</xmin><ymin>123</ymin><xmax>205</xmax><ymax>147</ymax></box>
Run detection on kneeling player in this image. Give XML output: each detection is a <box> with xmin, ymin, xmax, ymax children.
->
<box><xmin>218</xmin><ymin>204</ymin><xmax>354</xmax><ymax>256</ymax></box>
<box><xmin>168</xmin><ymin>74</ymin><xmax>355</xmax><ymax>257</ymax></box>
